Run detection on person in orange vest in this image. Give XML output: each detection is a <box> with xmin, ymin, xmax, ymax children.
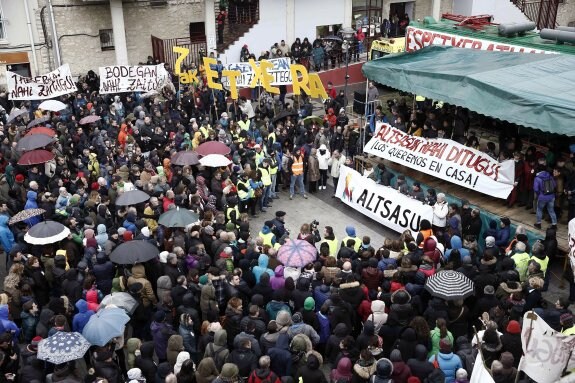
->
<box><xmin>289</xmin><ymin>147</ymin><xmax>308</xmax><ymax>200</ymax></box>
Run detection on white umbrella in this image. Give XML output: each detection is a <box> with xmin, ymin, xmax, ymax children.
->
<box><xmin>38</xmin><ymin>100</ymin><xmax>67</xmax><ymax>112</ymax></box>
<box><xmin>199</xmin><ymin>154</ymin><xmax>231</xmax><ymax>167</ymax></box>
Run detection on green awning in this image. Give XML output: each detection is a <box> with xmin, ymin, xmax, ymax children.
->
<box><xmin>362</xmin><ymin>45</ymin><xmax>575</xmax><ymax>136</ymax></box>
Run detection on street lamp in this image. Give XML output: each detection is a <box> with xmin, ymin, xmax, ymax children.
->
<box><xmin>340</xmin><ymin>27</ymin><xmax>355</xmax><ymax>110</ymax></box>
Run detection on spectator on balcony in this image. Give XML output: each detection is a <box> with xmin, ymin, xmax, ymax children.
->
<box><xmin>216</xmin><ymin>7</ymin><xmax>227</xmax><ymax>45</ymax></box>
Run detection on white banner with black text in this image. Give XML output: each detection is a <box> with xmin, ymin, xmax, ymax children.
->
<box><xmin>364</xmin><ymin>123</ymin><xmax>515</xmax><ymax>199</ymax></box>
<box><xmin>99</xmin><ymin>64</ymin><xmax>169</xmax><ymax>94</ymax></box>
<box><xmin>336</xmin><ymin>165</ymin><xmax>434</xmax><ymax>234</ymax></box>
<box><xmin>7</xmin><ymin>64</ymin><xmax>76</xmax><ymax>100</ymax></box>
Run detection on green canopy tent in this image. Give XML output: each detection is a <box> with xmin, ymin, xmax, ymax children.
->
<box><xmin>362</xmin><ymin>45</ymin><xmax>575</xmax><ymax>136</ymax></box>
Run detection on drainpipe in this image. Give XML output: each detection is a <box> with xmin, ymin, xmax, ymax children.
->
<box><xmin>23</xmin><ymin>0</ymin><xmax>39</xmax><ymax>75</ymax></box>
<box><xmin>46</xmin><ymin>0</ymin><xmax>62</xmax><ymax>67</ymax></box>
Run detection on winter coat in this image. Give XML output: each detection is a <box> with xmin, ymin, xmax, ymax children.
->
<box><xmin>195</xmin><ymin>357</ymin><xmax>219</xmax><ymax>383</ymax></box>
<box><xmin>92</xmin><ymin>252</ymin><xmax>115</xmax><ymax>295</ymax></box>
<box><xmin>308</xmin><ymin>154</ymin><xmax>321</xmax><ymax>182</ymax></box>
<box><xmin>136</xmin><ymin>341</ymin><xmax>157</xmax><ymax>383</ymax></box>
<box><xmin>318</xmin><ymin>145</ymin><xmax>331</xmax><ymax>170</ymax></box>
<box><xmin>94</xmin><ymin>360</ymin><xmax>123</xmax><ymax>383</ymax></box>
<box><xmin>296</xmin><ymin>354</ymin><xmax>327</xmax><ymax>383</ymax></box>
<box><xmin>252</xmin><ymin>254</ymin><xmax>274</xmax><ymax>283</ymax></box>
<box><xmin>367</xmin><ymin>300</ymin><xmax>387</xmax><ymax>333</ymax></box>
<box><xmin>179</xmin><ymin>321</ymin><xmax>198</xmax><ymax>358</ymax></box>
<box><xmin>0</xmin><ymin>304</ymin><xmax>19</xmax><ymax>343</ymax></box>
<box><xmin>24</xmin><ymin>191</ymin><xmax>41</xmax><ymax>226</ymax></box>
<box><xmin>287</xmin><ymin>322</ymin><xmax>320</xmax><ymax>345</ymax></box>
<box><xmin>407</xmin><ymin>344</ymin><xmax>435</xmax><ymax>382</ymax></box>
<box><xmin>361</xmin><ymin>266</ymin><xmax>383</xmax><ymax>291</ymax></box>
<box><xmin>270</xmin><ymin>265</ymin><xmax>285</xmax><ymax>290</ymax></box>
<box><xmin>445</xmin><ymin>236</ymin><xmax>470</xmax><ymax>262</ymax></box>
<box><xmin>128</xmin><ymin>264</ymin><xmax>157</xmax><ymax>307</ymax></box>
<box><xmin>429</xmin><ymin>352</ymin><xmax>462</xmax><ymax>383</ymax></box>
<box><xmin>126</xmin><ymin>337</ymin><xmax>141</xmax><ymax>369</ymax></box>
<box><xmin>534</xmin><ymin>170</ymin><xmax>556</xmax><ymax>202</ymax></box>
<box><xmin>72</xmin><ymin>299</ymin><xmax>94</xmax><ymax>333</ymax></box>
<box><xmin>167</xmin><ymin>334</ymin><xmax>184</xmax><ymax>366</ymax></box>
<box><xmin>325</xmin><ymin>323</ymin><xmax>349</xmax><ymax>364</ymax></box>
<box><xmin>200</xmin><ymin>284</ymin><xmax>219</xmax><ymax>322</ymax></box>
<box><xmin>150</xmin><ymin>320</ymin><xmax>176</xmax><ymax>361</ymax></box>
<box><xmin>204</xmin><ymin>330</ymin><xmax>230</xmax><ymax>370</ymax></box>
<box><xmin>227</xmin><ymin>346</ymin><xmax>258</xmax><ymax>378</ymax></box>
<box><xmin>0</xmin><ymin>215</ymin><xmax>14</xmax><ymax>254</ymax></box>
<box><xmin>21</xmin><ymin>311</ymin><xmax>39</xmax><ymax>343</ymax></box>
<box><xmin>429</xmin><ymin>327</ymin><xmax>454</xmax><ymax>357</ymax></box>
<box><xmin>268</xmin><ymin>333</ymin><xmax>293</xmax><ymax>377</ymax></box>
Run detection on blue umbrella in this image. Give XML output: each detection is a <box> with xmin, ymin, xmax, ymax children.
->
<box><xmin>37</xmin><ymin>332</ymin><xmax>91</xmax><ymax>364</ymax></box>
<box><xmin>82</xmin><ymin>307</ymin><xmax>130</xmax><ymax>346</ymax></box>
<box><xmin>277</xmin><ymin>239</ymin><xmax>317</xmax><ymax>267</ymax></box>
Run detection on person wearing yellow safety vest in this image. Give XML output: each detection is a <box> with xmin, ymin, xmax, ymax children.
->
<box><xmin>530</xmin><ymin>241</ymin><xmax>550</xmax><ymax>289</ymax></box>
<box><xmin>199</xmin><ymin>120</ymin><xmax>211</xmax><ymax>138</ymax></box>
<box><xmin>225</xmin><ymin>196</ymin><xmax>241</xmax><ymax>228</ymax></box>
<box><xmin>258</xmin><ymin>220</ymin><xmax>277</xmax><ymax>249</ymax></box>
<box><xmin>254</xmin><ymin>144</ymin><xmax>265</xmax><ymax>167</ymax></box>
<box><xmin>268</xmin><ymin>148</ymin><xmax>280</xmax><ymax>200</ymax></box>
<box><xmin>341</xmin><ymin>225</ymin><xmax>361</xmax><ymax>253</ymax></box>
<box><xmin>236</xmin><ymin>172</ymin><xmax>257</xmax><ymax>217</ymax></box>
<box><xmin>288</xmin><ymin>148</ymin><xmax>308</xmax><ymax>200</ymax></box>
<box><xmin>320</xmin><ymin>226</ymin><xmax>339</xmax><ymax>257</ymax></box>
<box><xmin>257</xmin><ymin>159</ymin><xmax>273</xmax><ymax>213</ymax></box>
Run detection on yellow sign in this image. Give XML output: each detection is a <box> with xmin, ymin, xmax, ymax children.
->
<box><xmin>173</xmin><ymin>46</ymin><xmax>327</xmax><ymax>100</ymax></box>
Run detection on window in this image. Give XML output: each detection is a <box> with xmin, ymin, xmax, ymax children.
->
<box><xmin>99</xmin><ymin>29</ymin><xmax>114</xmax><ymax>51</ymax></box>
<box><xmin>0</xmin><ymin>4</ymin><xmax>7</xmax><ymax>42</ymax></box>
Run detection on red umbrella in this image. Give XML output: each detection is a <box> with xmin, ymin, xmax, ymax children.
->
<box><xmin>196</xmin><ymin>141</ymin><xmax>231</xmax><ymax>156</ymax></box>
<box><xmin>17</xmin><ymin>150</ymin><xmax>55</xmax><ymax>165</ymax></box>
<box><xmin>79</xmin><ymin>115</ymin><xmax>101</xmax><ymax>125</ymax></box>
<box><xmin>26</xmin><ymin>127</ymin><xmax>56</xmax><ymax>137</ymax></box>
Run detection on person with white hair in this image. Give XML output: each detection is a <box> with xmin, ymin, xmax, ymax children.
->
<box><xmin>432</xmin><ymin>192</ymin><xmax>449</xmax><ymax>238</ymax></box>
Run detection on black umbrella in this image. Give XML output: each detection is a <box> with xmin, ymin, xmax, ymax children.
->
<box><xmin>115</xmin><ymin>190</ymin><xmax>150</xmax><ymax>206</ymax></box>
<box><xmin>27</xmin><ymin>116</ymin><xmax>50</xmax><ymax>129</ymax></box>
<box><xmin>273</xmin><ymin>110</ymin><xmax>298</xmax><ymax>123</ymax></box>
<box><xmin>7</xmin><ymin>108</ymin><xmax>27</xmax><ymax>123</ymax></box>
<box><xmin>110</xmin><ymin>240</ymin><xmax>159</xmax><ymax>264</ymax></box>
<box><xmin>159</xmin><ymin>206</ymin><xmax>199</xmax><ymax>228</ymax></box>
<box><xmin>16</xmin><ymin>134</ymin><xmax>54</xmax><ymax>151</ymax></box>
<box><xmin>322</xmin><ymin>35</ymin><xmax>343</xmax><ymax>43</ymax></box>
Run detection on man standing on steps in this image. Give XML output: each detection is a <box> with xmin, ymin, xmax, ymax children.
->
<box><xmin>216</xmin><ymin>7</ymin><xmax>227</xmax><ymax>45</ymax></box>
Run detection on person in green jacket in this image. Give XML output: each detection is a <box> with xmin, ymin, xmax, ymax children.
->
<box><xmin>429</xmin><ymin>318</ymin><xmax>454</xmax><ymax>358</ymax></box>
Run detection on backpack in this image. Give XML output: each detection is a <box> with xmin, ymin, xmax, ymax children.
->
<box><xmin>208</xmin><ymin>343</ymin><xmax>228</xmax><ymax>371</ymax></box>
<box><xmin>543</xmin><ymin>177</ymin><xmax>555</xmax><ymax>195</ymax></box>
<box><xmin>248</xmin><ymin>370</ymin><xmax>278</xmax><ymax>383</ymax></box>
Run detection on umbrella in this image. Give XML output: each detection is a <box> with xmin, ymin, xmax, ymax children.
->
<box><xmin>171</xmin><ymin>150</ymin><xmax>200</xmax><ymax>166</ymax></box>
<box><xmin>424</xmin><ymin>270</ymin><xmax>475</xmax><ymax>301</ymax></box>
<box><xmin>100</xmin><ymin>292</ymin><xmax>139</xmax><ymax>315</ymax></box>
<box><xmin>79</xmin><ymin>115</ymin><xmax>101</xmax><ymax>125</ymax></box>
<box><xmin>17</xmin><ymin>149</ymin><xmax>55</xmax><ymax>166</ymax></box>
<box><xmin>159</xmin><ymin>206</ymin><xmax>199</xmax><ymax>228</ymax></box>
<box><xmin>303</xmin><ymin>115</ymin><xmax>324</xmax><ymax>125</ymax></box>
<box><xmin>24</xmin><ymin>220</ymin><xmax>70</xmax><ymax>245</ymax></box>
<box><xmin>82</xmin><ymin>307</ymin><xmax>130</xmax><ymax>346</ymax></box>
<box><xmin>38</xmin><ymin>100</ymin><xmax>67</xmax><ymax>112</ymax></box>
<box><xmin>115</xmin><ymin>189</ymin><xmax>150</xmax><ymax>206</ymax></box>
<box><xmin>8</xmin><ymin>208</ymin><xmax>45</xmax><ymax>225</ymax></box>
<box><xmin>322</xmin><ymin>35</ymin><xmax>343</xmax><ymax>43</ymax></box>
<box><xmin>27</xmin><ymin>116</ymin><xmax>50</xmax><ymax>128</ymax></box>
<box><xmin>26</xmin><ymin>126</ymin><xmax>56</xmax><ymax>137</ymax></box>
<box><xmin>277</xmin><ymin>239</ymin><xmax>317</xmax><ymax>267</ymax></box>
<box><xmin>273</xmin><ymin>109</ymin><xmax>298</xmax><ymax>123</ymax></box>
<box><xmin>37</xmin><ymin>332</ymin><xmax>91</xmax><ymax>364</ymax></box>
<box><xmin>110</xmin><ymin>240</ymin><xmax>159</xmax><ymax>264</ymax></box>
<box><xmin>16</xmin><ymin>133</ymin><xmax>54</xmax><ymax>151</ymax></box>
<box><xmin>199</xmin><ymin>154</ymin><xmax>231</xmax><ymax>168</ymax></box>
<box><xmin>196</xmin><ymin>141</ymin><xmax>231</xmax><ymax>156</ymax></box>
<box><xmin>7</xmin><ymin>108</ymin><xmax>27</xmax><ymax>123</ymax></box>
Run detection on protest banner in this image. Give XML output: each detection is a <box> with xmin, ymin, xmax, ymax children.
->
<box><xmin>335</xmin><ymin>165</ymin><xmax>434</xmax><ymax>234</ymax></box>
<box><xmin>569</xmin><ymin>218</ymin><xmax>575</xmax><ymax>282</ymax></box>
<box><xmin>405</xmin><ymin>26</ymin><xmax>558</xmax><ymax>54</ymax></box>
<box><xmin>98</xmin><ymin>64</ymin><xmax>169</xmax><ymax>94</ymax></box>
<box><xmin>7</xmin><ymin>64</ymin><xmax>76</xmax><ymax>101</ymax></box>
<box><xmin>469</xmin><ymin>352</ymin><xmax>495</xmax><ymax>383</ymax></box>
<box><xmin>220</xmin><ymin>57</ymin><xmax>292</xmax><ymax>88</ymax></box>
<box><xmin>364</xmin><ymin>123</ymin><xmax>515</xmax><ymax>199</ymax></box>
<box><xmin>519</xmin><ymin>311</ymin><xmax>575</xmax><ymax>383</ymax></box>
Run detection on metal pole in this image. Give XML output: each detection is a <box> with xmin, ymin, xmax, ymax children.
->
<box><xmin>24</xmin><ymin>0</ymin><xmax>39</xmax><ymax>75</ymax></box>
<box><xmin>362</xmin><ymin>78</ymin><xmax>369</xmax><ymax>151</ymax></box>
<box><xmin>344</xmin><ymin>47</ymin><xmax>349</xmax><ymax>107</ymax></box>
<box><xmin>46</xmin><ymin>0</ymin><xmax>62</xmax><ymax>67</ymax></box>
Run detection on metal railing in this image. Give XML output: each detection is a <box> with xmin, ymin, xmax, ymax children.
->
<box><xmin>511</xmin><ymin>0</ymin><xmax>560</xmax><ymax>29</ymax></box>
<box><xmin>151</xmin><ymin>36</ymin><xmax>207</xmax><ymax>71</ymax></box>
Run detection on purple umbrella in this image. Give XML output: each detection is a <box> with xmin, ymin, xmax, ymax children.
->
<box><xmin>277</xmin><ymin>239</ymin><xmax>317</xmax><ymax>267</ymax></box>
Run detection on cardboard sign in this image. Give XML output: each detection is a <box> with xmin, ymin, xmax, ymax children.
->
<box><xmin>405</xmin><ymin>26</ymin><xmax>558</xmax><ymax>54</ymax></box>
<box><xmin>364</xmin><ymin>123</ymin><xmax>515</xmax><ymax>199</ymax></box>
<box><xmin>99</xmin><ymin>64</ymin><xmax>169</xmax><ymax>94</ymax></box>
<box><xmin>336</xmin><ymin>165</ymin><xmax>434</xmax><ymax>234</ymax></box>
<box><xmin>7</xmin><ymin>64</ymin><xmax>76</xmax><ymax>100</ymax></box>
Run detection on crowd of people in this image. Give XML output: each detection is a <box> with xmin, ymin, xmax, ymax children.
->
<box><xmin>0</xmin><ymin>56</ymin><xmax>573</xmax><ymax>383</ymax></box>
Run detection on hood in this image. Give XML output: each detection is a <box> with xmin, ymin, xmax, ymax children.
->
<box><xmin>274</xmin><ymin>265</ymin><xmax>284</xmax><ymax>277</ymax></box>
<box><xmin>140</xmin><ymin>341</ymin><xmax>155</xmax><ymax>359</ymax></box>
<box><xmin>296</xmin><ymin>277</ymin><xmax>310</xmax><ymax>291</ymax></box>
<box><xmin>158</xmin><ymin>275</ymin><xmax>172</xmax><ymax>290</ymax></box>
<box><xmin>126</xmin><ymin>338</ymin><xmax>141</xmax><ymax>353</ymax></box>
<box><xmin>96</xmin><ymin>252</ymin><xmax>108</xmax><ymax>265</ymax></box>
<box><xmin>345</xmin><ymin>225</ymin><xmax>356</xmax><ymax>237</ymax></box>
<box><xmin>214</xmin><ymin>329</ymin><xmax>227</xmax><ymax>347</ymax></box>
<box><xmin>336</xmin><ymin>357</ymin><xmax>353</xmax><ymax>375</ymax></box>
<box><xmin>415</xmin><ymin>344</ymin><xmax>428</xmax><ymax>360</ymax></box>
<box><xmin>400</xmin><ymin>327</ymin><xmax>416</xmax><ymax>342</ymax></box>
<box><xmin>261</xmin><ymin>225</ymin><xmax>272</xmax><ymax>235</ymax></box>
<box><xmin>456</xmin><ymin>336</ymin><xmax>472</xmax><ymax>351</ymax></box>
<box><xmin>197</xmin><ymin>357</ymin><xmax>218</xmax><ymax>377</ymax></box>
<box><xmin>274</xmin><ymin>333</ymin><xmax>290</xmax><ymax>350</ymax></box>
<box><xmin>258</xmin><ymin>254</ymin><xmax>269</xmax><ymax>268</ymax></box>
<box><xmin>0</xmin><ymin>216</ymin><xmax>8</xmax><ymax>227</ymax></box>
<box><xmin>27</xmin><ymin>190</ymin><xmax>37</xmax><ymax>201</ymax></box>
<box><xmin>450</xmin><ymin>235</ymin><xmax>463</xmax><ymax>250</ymax></box>
<box><xmin>307</xmin><ymin>354</ymin><xmax>320</xmax><ymax>370</ymax></box>
<box><xmin>319</xmin><ymin>144</ymin><xmax>327</xmax><ymax>151</ymax></box>
<box><xmin>131</xmin><ymin>264</ymin><xmax>146</xmax><ymax>279</ymax></box>
<box><xmin>334</xmin><ymin>323</ymin><xmax>349</xmax><ymax>337</ymax></box>
<box><xmin>75</xmin><ymin>299</ymin><xmax>88</xmax><ymax>313</ymax></box>
<box><xmin>371</xmin><ymin>300</ymin><xmax>386</xmax><ymax>314</ymax></box>
<box><xmin>423</xmin><ymin>237</ymin><xmax>437</xmax><ymax>252</ymax></box>
<box><xmin>39</xmin><ymin>308</ymin><xmax>55</xmax><ymax>325</ymax></box>
<box><xmin>97</xmin><ymin>224</ymin><xmax>107</xmax><ymax>235</ymax></box>
<box><xmin>376</xmin><ymin>358</ymin><xmax>393</xmax><ymax>378</ymax></box>
<box><xmin>168</xmin><ymin>334</ymin><xmax>183</xmax><ymax>350</ymax></box>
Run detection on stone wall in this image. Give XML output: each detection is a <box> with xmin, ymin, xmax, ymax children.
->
<box><xmin>556</xmin><ymin>0</ymin><xmax>575</xmax><ymax>26</ymax></box>
<box><xmin>39</xmin><ymin>0</ymin><xmax>204</xmax><ymax>76</ymax></box>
